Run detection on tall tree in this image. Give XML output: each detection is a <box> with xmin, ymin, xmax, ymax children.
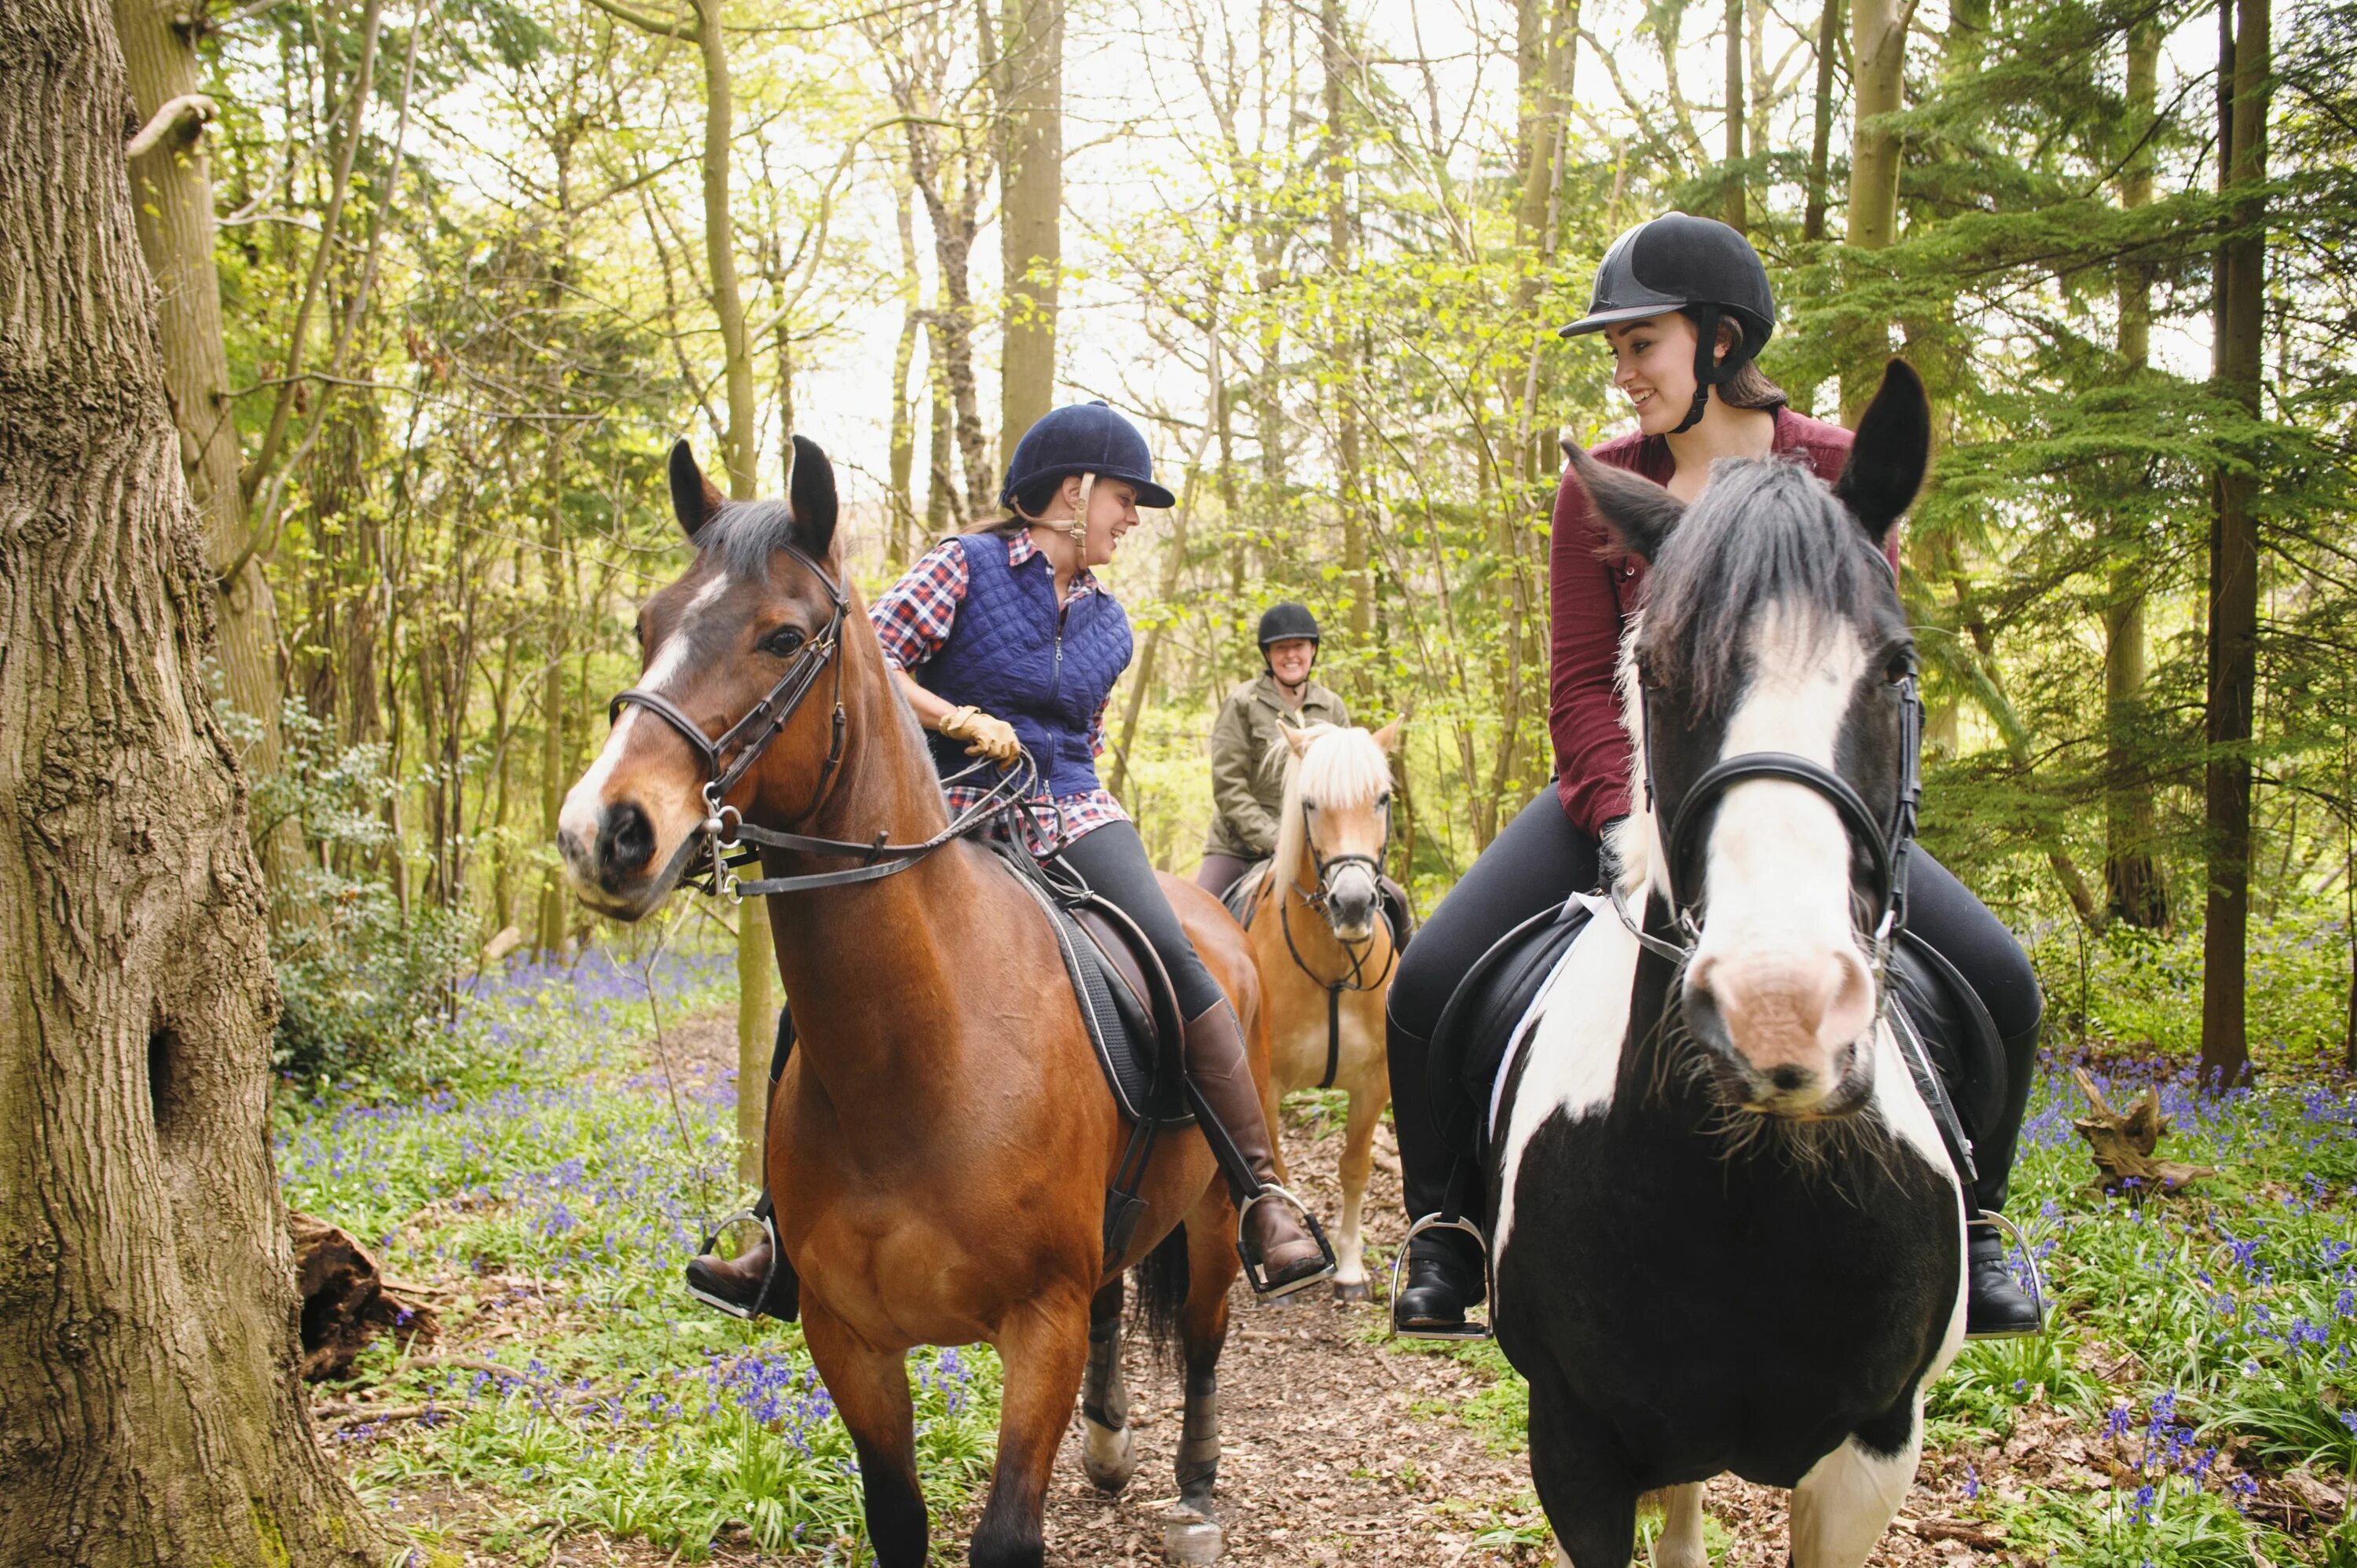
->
<box><xmin>2105</xmin><ymin>15</ymin><xmax>2168</xmax><ymax>929</ymax></box>
<box><xmin>1321</xmin><ymin>0</ymin><xmax>1370</xmax><ymax>638</ymax></box>
<box><xmin>1724</xmin><ymin>0</ymin><xmax>1747</xmax><ymax>231</ymax></box>
<box><xmin>113</xmin><ymin>0</ymin><xmax>293</xmax><ymax>870</ymax></box>
<box><xmin>998</xmin><ymin>0</ymin><xmax>1062</xmax><ymax>447</ymax></box>
<box><xmin>0</xmin><ymin>0</ymin><xmax>386</xmax><ymax>1559</ymax></box>
<box><xmin>1839</xmin><ymin>0</ymin><xmax>1908</xmax><ymax>417</ymax></box>
<box><xmin>2201</xmin><ymin>0</ymin><xmax>2271</xmax><ymax>1088</ymax></box>
<box><xmin>1802</xmin><ymin>0</ymin><xmax>1842</xmax><ymax>242</ymax></box>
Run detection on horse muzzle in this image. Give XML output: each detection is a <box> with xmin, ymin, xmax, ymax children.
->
<box><xmin>1679</xmin><ymin>954</ymin><xmax>1879</xmax><ymax>1119</ymax></box>
<box><xmin>558</xmin><ymin>788</ymin><xmax>690</xmax><ymax>921</ymax></box>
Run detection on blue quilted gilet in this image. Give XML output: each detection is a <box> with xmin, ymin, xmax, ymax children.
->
<box><xmin>917</xmin><ymin>534</ymin><xmax>1134</xmax><ymax>796</ymax></box>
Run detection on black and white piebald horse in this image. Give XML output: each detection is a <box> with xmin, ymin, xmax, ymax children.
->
<box><xmin>1491</xmin><ymin>361</ymin><xmax>1966</xmax><ymax>1567</ymax></box>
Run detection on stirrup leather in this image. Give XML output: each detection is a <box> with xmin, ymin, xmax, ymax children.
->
<box><xmin>687</xmin><ymin>1207</ymin><xmax>791</xmax><ymax>1321</ymax></box>
<box><xmin>1233</xmin><ymin>1184</ymin><xmax>1336</xmax><ymax>1300</ymax></box>
<box><xmin>1965</xmin><ymin>1211</ymin><xmax>2048</xmax><ymax>1340</ymax></box>
<box><xmin>1389</xmin><ymin>1213</ymin><xmax>1494</xmax><ymax>1342</ymax></box>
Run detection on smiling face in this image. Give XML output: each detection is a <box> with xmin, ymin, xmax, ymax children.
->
<box><xmin>1265</xmin><ymin>638</ymin><xmax>1317</xmax><ymax>688</ymax></box>
<box><xmin>1605</xmin><ymin>313</ymin><xmax>1714</xmax><ymax>437</ymax></box>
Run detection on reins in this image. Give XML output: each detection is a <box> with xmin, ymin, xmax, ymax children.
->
<box><xmin>607</xmin><ymin>540</ymin><xmax>1043</xmax><ymax>903</ymax></box>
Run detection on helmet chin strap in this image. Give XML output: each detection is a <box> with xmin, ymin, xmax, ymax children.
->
<box><xmin>1670</xmin><ymin>304</ymin><xmax>1724</xmax><ymax>436</ymax></box>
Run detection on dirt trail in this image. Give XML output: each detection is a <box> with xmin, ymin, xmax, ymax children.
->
<box><xmin>632</xmin><ymin>1012</ymin><xmax>1996</xmax><ymax>1564</ymax></box>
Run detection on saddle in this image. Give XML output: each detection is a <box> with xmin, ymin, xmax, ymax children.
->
<box><xmin>1424</xmin><ymin>897</ymin><xmax>2007</xmax><ymax>1184</ymax></box>
<box><xmin>1219</xmin><ymin>863</ymin><xmax>1270</xmax><ymax>926</ymax></box>
<box><xmin>993</xmin><ymin>842</ymin><xmax>1192</xmax><ymax>1126</ymax></box>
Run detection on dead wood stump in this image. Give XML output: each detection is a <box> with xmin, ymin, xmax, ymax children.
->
<box><xmin>290</xmin><ymin>1210</ymin><xmax>436</xmax><ymax>1379</ymax></box>
<box><xmin>2072</xmin><ymin>1067</ymin><xmax>2218</xmax><ymax>1198</ymax></box>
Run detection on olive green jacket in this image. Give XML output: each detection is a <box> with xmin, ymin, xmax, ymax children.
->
<box><xmin>1204</xmin><ymin>673</ymin><xmax>1351</xmax><ymax>860</ymax></box>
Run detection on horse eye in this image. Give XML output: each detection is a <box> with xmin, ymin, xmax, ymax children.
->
<box><xmin>764</xmin><ymin>626</ymin><xmax>808</xmax><ymax>657</ymax></box>
<box><xmin>1376</xmin><ymin>793</ymin><xmax>1393</xmax><ymax>811</ymax></box>
<box><xmin>1886</xmin><ymin>654</ymin><xmax>1916</xmax><ymax>685</ymax></box>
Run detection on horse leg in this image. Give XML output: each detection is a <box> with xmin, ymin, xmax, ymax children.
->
<box><xmin>1330</xmin><ymin>1080</ymin><xmax>1380</xmax><ymax>1302</ymax></box>
<box><xmin>1168</xmin><ymin>1191</ymin><xmax>1237</xmax><ymax>1544</ymax></box>
<box><xmin>971</xmin><ymin>1291</ymin><xmax>1091</xmax><ymax>1568</ymax></box>
<box><xmin>1526</xmin><ymin>1376</ymin><xmax>1637</xmax><ymax>1568</ymax></box>
<box><xmin>1649</xmin><ymin>1483</ymin><xmax>1706</xmax><ymax>1568</ymax></box>
<box><xmin>1787</xmin><ymin>1400</ymin><xmax>1923</xmax><ymax>1568</ymax></box>
<box><xmin>799</xmin><ymin>1304</ymin><xmax>927</xmax><ymax>1568</ymax></box>
<box><xmin>1080</xmin><ymin>1277</ymin><xmax>1136</xmax><ymax>1493</ymax></box>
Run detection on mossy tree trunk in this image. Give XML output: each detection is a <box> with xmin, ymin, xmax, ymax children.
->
<box><xmin>0</xmin><ymin>1</ymin><xmax>386</xmax><ymax>1561</ymax></box>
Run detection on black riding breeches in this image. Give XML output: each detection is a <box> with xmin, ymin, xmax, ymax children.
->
<box><xmin>1059</xmin><ymin>819</ymin><xmax>1227</xmax><ymax>1020</ymax></box>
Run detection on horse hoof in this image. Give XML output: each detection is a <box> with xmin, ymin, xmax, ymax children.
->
<box><xmin>1332</xmin><ymin>1278</ymin><xmax>1371</xmax><ymax>1304</ymax></box>
<box><xmin>1160</xmin><ymin>1509</ymin><xmax>1224</xmax><ymax>1565</ymax></box>
<box><xmin>1082</xmin><ymin>1421</ymin><xmax>1135</xmax><ymax>1493</ymax></box>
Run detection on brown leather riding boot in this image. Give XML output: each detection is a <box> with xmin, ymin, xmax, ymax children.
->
<box><xmin>1182</xmin><ymin>1001</ymin><xmax>1336</xmax><ymax>1298</ymax></box>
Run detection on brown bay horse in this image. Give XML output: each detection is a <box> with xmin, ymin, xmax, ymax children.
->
<box><xmin>1233</xmin><ymin>721</ymin><xmax>1401</xmax><ymax>1302</ymax></box>
<box><xmin>559</xmin><ymin>438</ymin><xmax>1259</xmax><ymax>1566</ymax></box>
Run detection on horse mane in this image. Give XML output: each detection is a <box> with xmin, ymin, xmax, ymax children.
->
<box><xmin>1272</xmin><ymin>723</ymin><xmax>1391</xmax><ymax>878</ymax></box>
<box><xmin>1639</xmin><ymin>456</ymin><xmax>1888</xmax><ymax>716</ymax></box>
<box><xmin>696</xmin><ymin>497</ymin><xmax>811</xmax><ymax>581</ymax></box>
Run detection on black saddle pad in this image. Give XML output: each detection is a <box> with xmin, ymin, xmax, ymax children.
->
<box><xmin>1887</xmin><ymin>929</ymin><xmax>2006</xmax><ymax>1166</ymax></box>
<box><xmin>991</xmin><ymin>842</ymin><xmax>1191</xmax><ymax>1126</ymax></box>
<box><xmin>1426</xmin><ymin>898</ymin><xmax>1597</xmax><ymax>1157</ymax></box>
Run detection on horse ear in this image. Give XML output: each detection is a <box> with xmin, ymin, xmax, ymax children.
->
<box><xmin>1281</xmin><ymin>724</ymin><xmax>1315</xmax><ymax>760</ymax></box>
<box><xmin>1372</xmin><ymin>717</ymin><xmax>1403</xmax><ymax>753</ymax></box>
<box><xmin>1564</xmin><ymin>441</ymin><xmax>1684</xmax><ymax>563</ymax></box>
<box><xmin>1832</xmin><ymin>360</ymin><xmax>1930</xmax><ymax>548</ymax></box>
<box><xmin>669</xmin><ymin>440</ymin><xmax>724</xmax><ymax>540</ymax></box>
<box><xmin>788</xmin><ymin>434</ymin><xmax>838</xmax><ymax>560</ymax></box>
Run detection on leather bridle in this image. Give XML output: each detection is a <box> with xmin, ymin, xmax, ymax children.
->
<box><xmin>606</xmin><ymin>543</ymin><xmax>1036</xmax><ymax>900</ymax></box>
<box><xmin>1278</xmin><ymin>797</ymin><xmax>1399</xmax><ymax>1090</ymax></box>
<box><xmin>1614</xmin><ymin>661</ymin><xmax>1924</xmax><ymax>995</ymax></box>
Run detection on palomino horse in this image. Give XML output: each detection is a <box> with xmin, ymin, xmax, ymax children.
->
<box><xmin>559</xmin><ymin>438</ymin><xmax>1266</xmax><ymax>1567</ymax></box>
<box><xmin>1233</xmin><ymin>721</ymin><xmax>1401</xmax><ymax>1302</ymax></box>
<box><xmin>1490</xmin><ymin>362</ymin><xmax>1966</xmax><ymax>1566</ymax></box>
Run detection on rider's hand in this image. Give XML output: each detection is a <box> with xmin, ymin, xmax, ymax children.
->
<box><xmin>940</xmin><ymin>705</ymin><xmax>1022</xmax><ymax>767</ymax></box>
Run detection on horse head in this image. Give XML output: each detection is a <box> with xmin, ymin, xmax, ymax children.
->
<box><xmin>1276</xmin><ymin>720</ymin><xmax>1401</xmax><ymax>944</ymax></box>
<box><xmin>1571</xmin><ymin>360</ymin><xmax>1930</xmax><ymax>1120</ymax></box>
<box><xmin>559</xmin><ymin>436</ymin><xmax>856</xmax><ymax>921</ymax></box>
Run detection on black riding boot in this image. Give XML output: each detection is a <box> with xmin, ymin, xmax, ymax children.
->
<box><xmin>684</xmin><ymin>1006</ymin><xmax>803</xmax><ymax>1322</ymax></box>
<box><xmin>1963</xmin><ymin>1012</ymin><xmax>2044</xmax><ymax>1339</ymax></box>
<box><xmin>1184</xmin><ymin>1001</ymin><xmax>1336</xmax><ymax>1298</ymax></box>
<box><xmin>1384</xmin><ymin>1004</ymin><xmax>1486</xmax><ymax>1335</ymax></box>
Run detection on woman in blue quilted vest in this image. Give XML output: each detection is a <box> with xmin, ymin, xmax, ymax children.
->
<box><xmin>684</xmin><ymin>402</ymin><xmax>1334</xmax><ymax>1318</ymax></box>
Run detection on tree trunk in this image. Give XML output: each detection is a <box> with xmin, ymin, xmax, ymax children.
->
<box><xmin>1723</xmin><ymin>0</ymin><xmax>1747</xmax><ymax>232</ymax></box>
<box><xmin>2201</xmin><ymin>0</ymin><xmax>2269</xmax><ymax>1090</ymax></box>
<box><xmin>997</xmin><ymin>0</ymin><xmax>1061</xmax><ymax>449</ymax></box>
<box><xmin>926</xmin><ymin>316</ymin><xmax>962</xmax><ymax>534</ymax></box>
<box><xmin>886</xmin><ymin>185</ymin><xmax>921</xmax><ymax>573</ymax></box>
<box><xmin>1321</xmin><ymin>0</ymin><xmax>1369</xmax><ymax>639</ymax></box>
<box><xmin>0</xmin><ymin>2</ymin><xmax>386</xmax><ymax>1561</ymax></box>
<box><xmin>1802</xmin><ymin>0</ymin><xmax>1841</xmax><ymax>242</ymax></box>
<box><xmin>1839</xmin><ymin>0</ymin><xmax>1907</xmax><ymax>417</ymax></box>
<box><xmin>2104</xmin><ymin>16</ymin><xmax>2167</xmax><ymax>930</ymax></box>
<box><xmin>113</xmin><ymin>0</ymin><xmax>294</xmax><ymax>874</ymax></box>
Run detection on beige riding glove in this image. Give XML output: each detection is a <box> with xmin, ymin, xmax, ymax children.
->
<box><xmin>939</xmin><ymin>705</ymin><xmax>1022</xmax><ymax>767</ymax></box>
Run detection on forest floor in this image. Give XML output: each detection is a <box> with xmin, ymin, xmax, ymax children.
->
<box><xmin>288</xmin><ymin>964</ymin><xmax>2355</xmax><ymax>1567</ymax></box>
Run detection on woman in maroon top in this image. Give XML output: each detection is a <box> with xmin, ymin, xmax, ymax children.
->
<box><xmin>1386</xmin><ymin>214</ymin><xmax>2044</xmax><ymax>1340</ymax></box>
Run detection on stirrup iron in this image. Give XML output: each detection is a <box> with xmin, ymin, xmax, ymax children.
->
<box><xmin>1389</xmin><ymin>1213</ymin><xmax>1494</xmax><ymax>1342</ymax></box>
<box><xmin>687</xmin><ymin>1207</ymin><xmax>786</xmax><ymax>1321</ymax></box>
<box><xmin>1234</xmin><ymin>1184</ymin><xmax>1336</xmax><ymax>1301</ymax></box>
<box><xmin>1966</xmin><ymin>1210</ymin><xmax>2048</xmax><ymax>1339</ymax></box>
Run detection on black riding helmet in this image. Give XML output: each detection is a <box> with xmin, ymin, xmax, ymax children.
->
<box><xmin>1557</xmin><ymin>213</ymin><xmax>1777</xmax><ymax>436</ymax></box>
<box><xmin>1256</xmin><ymin>602</ymin><xmax>1321</xmax><ymax>650</ymax></box>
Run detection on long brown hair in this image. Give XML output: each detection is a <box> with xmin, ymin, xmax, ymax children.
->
<box><xmin>1695</xmin><ymin>310</ymin><xmax>1787</xmax><ymax>411</ymax></box>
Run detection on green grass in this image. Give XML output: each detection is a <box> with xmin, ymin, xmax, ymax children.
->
<box><xmin>280</xmin><ymin>948</ymin><xmax>1003</xmax><ymax>1562</ymax></box>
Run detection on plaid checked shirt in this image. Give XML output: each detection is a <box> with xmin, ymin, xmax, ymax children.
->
<box><xmin>869</xmin><ymin>530</ymin><xmax>1128</xmax><ymax>855</ymax></box>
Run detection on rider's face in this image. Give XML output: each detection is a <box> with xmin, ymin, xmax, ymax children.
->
<box><xmin>1081</xmin><ymin>478</ymin><xmax>1140</xmax><ymax>569</ymax></box>
<box><xmin>1606</xmin><ymin>314</ymin><xmax>1706</xmax><ymax>437</ymax></box>
<box><xmin>1266</xmin><ymin>638</ymin><xmax>1317</xmax><ymax>687</ymax></box>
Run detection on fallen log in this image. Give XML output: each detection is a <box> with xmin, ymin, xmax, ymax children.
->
<box><xmin>290</xmin><ymin>1211</ymin><xmax>436</xmax><ymax>1380</ymax></box>
<box><xmin>2072</xmin><ymin>1068</ymin><xmax>2218</xmax><ymax>1197</ymax></box>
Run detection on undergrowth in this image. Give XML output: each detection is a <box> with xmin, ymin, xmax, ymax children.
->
<box><xmin>278</xmin><ymin>947</ymin><xmax>1003</xmax><ymax>1562</ymax></box>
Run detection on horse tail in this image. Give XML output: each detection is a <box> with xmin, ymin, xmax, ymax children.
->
<box><xmin>1129</xmin><ymin>1221</ymin><xmax>1191</xmax><ymax>1357</ymax></box>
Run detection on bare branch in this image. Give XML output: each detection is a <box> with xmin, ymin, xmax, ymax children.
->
<box><xmin>124</xmin><ymin>93</ymin><xmax>215</xmax><ymax>159</ymax></box>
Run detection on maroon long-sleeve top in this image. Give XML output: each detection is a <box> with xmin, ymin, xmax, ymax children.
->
<box><xmin>1549</xmin><ymin>407</ymin><xmax>1880</xmax><ymax>835</ymax></box>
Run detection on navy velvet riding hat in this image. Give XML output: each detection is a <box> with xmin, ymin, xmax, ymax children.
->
<box><xmin>997</xmin><ymin>401</ymin><xmax>1175</xmax><ymax>511</ymax></box>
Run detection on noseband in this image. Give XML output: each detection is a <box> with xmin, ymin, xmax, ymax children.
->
<box><xmin>1618</xmin><ymin>666</ymin><xmax>1923</xmax><ymax>988</ymax></box>
<box><xmin>606</xmin><ymin>543</ymin><xmax>1035</xmax><ymax>899</ymax></box>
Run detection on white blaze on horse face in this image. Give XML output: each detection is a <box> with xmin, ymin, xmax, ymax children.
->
<box><xmin>1682</xmin><ymin>605</ymin><xmax>1878</xmax><ymax>1101</ymax></box>
<box><xmin>557</xmin><ymin>615</ymin><xmax>709</xmax><ymax>906</ymax></box>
